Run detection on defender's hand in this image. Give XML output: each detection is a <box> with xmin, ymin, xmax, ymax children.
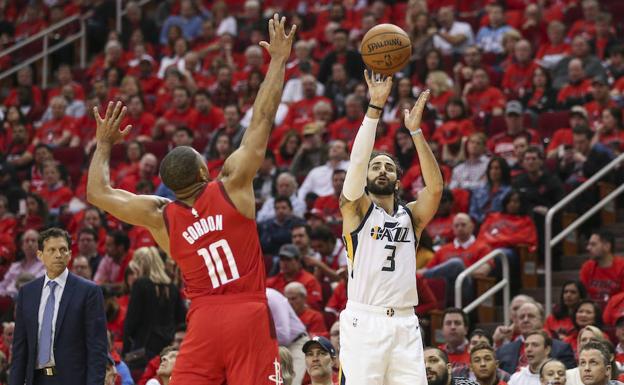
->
<box><xmin>259</xmin><ymin>14</ymin><xmax>297</xmax><ymax>62</ymax></box>
<box><xmin>93</xmin><ymin>101</ymin><xmax>131</xmax><ymax>146</ymax></box>
<box><xmin>364</xmin><ymin>70</ymin><xmax>393</xmax><ymax>107</ymax></box>
<box><xmin>404</xmin><ymin>90</ymin><xmax>430</xmax><ymax>133</ymax></box>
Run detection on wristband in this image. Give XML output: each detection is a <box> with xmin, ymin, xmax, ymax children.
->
<box><xmin>410</xmin><ymin>129</ymin><xmax>423</xmax><ymax>136</ymax></box>
<box><xmin>368</xmin><ymin>104</ymin><xmax>383</xmax><ymax>111</ymax></box>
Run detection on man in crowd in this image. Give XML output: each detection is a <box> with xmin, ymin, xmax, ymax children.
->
<box><xmin>0</xmin><ymin>230</ymin><xmax>44</xmax><ymax>298</ymax></box>
<box><xmin>291</xmin><ymin>224</ymin><xmax>321</xmax><ymax>263</ymax></box>
<box><xmin>433</xmin><ymin>6</ymin><xmax>474</xmax><ymax>55</ymax></box>
<box><xmin>75</xmin><ymin>228</ymin><xmax>102</xmax><ymax>277</ymax></box>
<box><xmin>308</xmin><ymin>225</ymin><xmax>347</xmax><ymax>283</ymax></box>
<box><xmin>303</xmin><ymin>336</ymin><xmax>338</xmax><ymax>385</ymax></box>
<box><xmin>71</xmin><ymin>256</ymin><xmax>93</xmax><ymax>281</ymax></box>
<box><xmin>258</xmin><ymin>197</ymin><xmax>306</xmax><ymax>255</ymax></box>
<box><xmin>578</xmin><ymin>342</ymin><xmax>613</xmax><ymax>385</ymax></box>
<box><xmin>458</xmin><ymin>343</ymin><xmax>510</xmax><ymax>385</ymax></box>
<box><xmin>285</xmin><ymin>282</ymin><xmax>328</xmax><ymax>337</ymax></box>
<box><xmin>508</xmin><ymin>331</ymin><xmax>552</xmax><ymax>385</ymax></box>
<box><xmin>496</xmin><ymin>302</ymin><xmax>575</xmax><ymax>373</ymax></box>
<box><xmin>298</xmin><ymin>140</ymin><xmax>349</xmax><ymax>201</ymax></box>
<box><xmin>425</xmin><ymin>347</ymin><xmax>480</xmax><ymax>385</ymax></box>
<box><xmin>94</xmin><ymin>231</ymin><xmax>131</xmax><ymax>287</ymax></box>
<box><xmin>439</xmin><ymin>308</ymin><xmax>472</xmax><ymax>370</ymax></box>
<box><xmin>257</xmin><ymin>172</ymin><xmax>306</xmax><ymax>222</ymax></box>
<box><xmin>487</xmin><ymin>102</ymin><xmax>540</xmax><ymax>166</ymax></box>
<box><xmin>579</xmin><ymin>230</ymin><xmax>624</xmax><ymax>307</ymax></box>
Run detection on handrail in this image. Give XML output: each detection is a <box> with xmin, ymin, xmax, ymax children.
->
<box><xmin>455</xmin><ymin>249</ymin><xmax>510</xmax><ymax>325</ymax></box>
<box><xmin>544</xmin><ymin>152</ymin><xmax>624</xmax><ymax>316</ymax></box>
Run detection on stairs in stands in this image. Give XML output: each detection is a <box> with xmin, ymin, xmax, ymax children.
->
<box><xmin>472</xmin><ymin>208</ymin><xmax>624</xmax><ymax>336</ymax></box>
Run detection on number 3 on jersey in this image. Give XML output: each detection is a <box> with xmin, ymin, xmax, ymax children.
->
<box><xmin>197</xmin><ymin>239</ymin><xmax>240</xmax><ymax>288</ymax></box>
<box><xmin>382</xmin><ymin>244</ymin><xmax>396</xmax><ymax>272</ymax></box>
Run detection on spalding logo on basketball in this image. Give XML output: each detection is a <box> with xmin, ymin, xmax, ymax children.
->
<box><xmin>360</xmin><ymin>24</ymin><xmax>412</xmax><ymax>76</ymax></box>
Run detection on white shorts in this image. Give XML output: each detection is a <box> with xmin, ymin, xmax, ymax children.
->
<box><xmin>339</xmin><ymin>301</ymin><xmax>426</xmax><ymax>385</ymax></box>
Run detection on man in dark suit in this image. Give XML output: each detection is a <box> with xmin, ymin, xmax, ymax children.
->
<box><xmin>10</xmin><ymin>227</ymin><xmax>108</xmax><ymax>385</ymax></box>
<box><xmin>496</xmin><ymin>301</ymin><xmax>576</xmax><ymax>373</ymax></box>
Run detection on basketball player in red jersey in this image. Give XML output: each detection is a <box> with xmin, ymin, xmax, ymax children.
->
<box><xmin>86</xmin><ymin>14</ymin><xmax>296</xmax><ymax>385</ymax></box>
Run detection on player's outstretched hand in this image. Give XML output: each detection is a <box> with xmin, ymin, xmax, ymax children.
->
<box><xmin>404</xmin><ymin>89</ymin><xmax>430</xmax><ymax>133</ymax></box>
<box><xmin>259</xmin><ymin>14</ymin><xmax>297</xmax><ymax>62</ymax></box>
<box><xmin>93</xmin><ymin>101</ymin><xmax>131</xmax><ymax>146</ymax></box>
<box><xmin>364</xmin><ymin>70</ymin><xmax>393</xmax><ymax>107</ymax></box>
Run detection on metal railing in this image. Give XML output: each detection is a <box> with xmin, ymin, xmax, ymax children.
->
<box><xmin>544</xmin><ymin>152</ymin><xmax>624</xmax><ymax>316</ymax></box>
<box><xmin>455</xmin><ymin>249</ymin><xmax>510</xmax><ymax>325</ymax></box>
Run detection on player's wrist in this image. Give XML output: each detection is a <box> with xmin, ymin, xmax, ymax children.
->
<box><xmin>409</xmin><ymin>128</ymin><xmax>423</xmax><ymax>137</ymax></box>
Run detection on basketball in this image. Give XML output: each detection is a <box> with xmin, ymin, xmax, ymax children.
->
<box><xmin>360</xmin><ymin>24</ymin><xmax>412</xmax><ymax>76</ymax></box>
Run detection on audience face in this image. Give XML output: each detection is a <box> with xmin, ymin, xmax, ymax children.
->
<box><xmin>2</xmin><ymin>323</ymin><xmax>14</xmax><ymax>347</ymax></box>
<box><xmin>575</xmin><ymin>303</ymin><xmax>596</xmax><ymax>328</ymax></box>
<box><xmin>172</xmin><ymin>129</ymin><xmax>193</xmax><ymax>147</ymax></box>
<box><xmin>310</xmin><ymin>238</ymin><xmax>333</xmax><ymax>257</ymax></box>
<box><xmin>128</xmin><ymin>96</ymin><xmax>144</xmax><ymax>116</ymax></box>
<box><xmin>139</xmin><ymin>155</ymin><xmax>158</xmax><ymax>177</ymax></box>
<box><xmin>579</xmin><ymin>329</ymin><xmax>600</xmax><ymax>347</ymax></box>
<box><xmin>223</xmin><ymin>105</ymin><xmax>239</xmax><ymax>127</ymax></box>
<box><xmin>301</xmin><ymin>76</ymin><xmax>317</xmax><ymax>99</ymax></box>
<box><xmin>469</xmin><ymin>334</ymin><xmax>490</xmax><ymax>350</ymax></box>
<box><xmin>452</xmin><ymin>215</ymin><xmax>474</xmax><ymax>242</ymax></box>
<box><xmin>488</xmin><ymin>6</ymin><xmax>504</xmax><ymax>27</ymax></box>
<box><xmin>443</xmin><ymin>313</ymin><xmax>468</xmax><ymax>347</ymax></box>
<box><xmin>540</xmin><ymin>360</ymin><xmax>566</xmax><ymax>385</ymax></box>
<box><xmin>425</xmin><ymin>349</ymin><xmax>452</xmax><ymax>385</ymax></box>
<box><xmin>276</xmin><ymin>175</ymin><xmax>296</xmax><ymax>197</ymax></box>
<box><xmin>22</xmin><ymin>230</ymin><xmax>39</xmax><ymax>260</ymax></box>
<box><xmin>472</xmin><ymin>70</ymin><xmax>489</xmax><ymax>90</ymax></box>
<box><xmin>84</xmin><ymin>209</ymin><xmax>102</xmax><ymax>229</ymax></box>
<box><xmin>517</xmin><ymin>302</ymin><xmax>543</xmax><ymax>337</ymax></box>
<box><xmin>172</xmin><ymin>331</ymin><xmax>186</xmax><ymax>349</ymax></box>
<box><xmin>291</xmin><ymin>227</ymin><xmax>310</xmax><ymax>251</ymax></box>
<box><xmin>330</xmin><ymin>322</ymin><xmax>340</xmax><ymax>354</ymax></box>
<box><xmin>274</xmin><ymin>201</ymin><xmax>292</xmax><ymax>222</ymax></box>
<box><xmin>505</xmin><ymin>113</ymin><xmax>524</xmax><ymax>136</ymax></box>
<box><xmin>464</xmin><ymin>47</ymin><xmax>481</xmax><ymax>67</ymax></box>
<box><xmin>470</xmin><ymin>348</ymin><xmax>498</xmax><ymax>382</ymax></box>
<box><xmin>157</xmin><ymin>351</ymin><xmax>179</xmax><ymax>378</ymax></box>
<box><xmin>42</xmin><ymin>164</ymin><xmax>61</xmax><ymax>186</ymax></box>
<box><xmin>467</xmin><ymin>136</ymin><xmax>485</xmax><ymax>158</ymax></box>
<box><xmin>505</xmin><ymin>193</ymin><xmax>521</xmax><ymax>215</ymax></box>
<box><xmin>579</xmin><ymin>349</ymin><xmax>611</xmax><ymax>385</ymax></box>
<box><xmin>194</xmin><ymin>93</ymin><xmax>211</xmax><ymax>112</ymax></box>
<box><xmin>616</xmin><ymin>322</ymin><xmax>624</xmax><ymax>344</ymax></box>
<box><xmin>514</xmin><ymin>41</ymin><xmax>531</xmax><ymax>63</ymax></box>
<box><xmin>51</xmin><ymin>98</ymin><xmax>67</xmax><ymax>120</ymax></box>
<box><xmin>562</xmin><ymin>283</ymin><xmax>582</xmax><ymax>309</ymax></box>
<box><xmin>345</xmin><ymin>97</ymin><xmax>364</xmax><ymax>120</ymax></box>
<box><xmin>586</xmin><ymin>234</ymin><xmax>609</xmax><ymax>259</ymax></box>
<box><xmin>525</xmin><ymin>333</ymin><xmax>550</xmax><ymax>370</ymax></box>
<box><xmin>71</xmin><ymin>256</ymin><xmax>92</xmax><ymax>280</ymax></box>
<box><xmin>328</xmin><ymin>141</ymin><xmax>347</xmax><ymax>162</ymax></box>
<box><xmin>522</xmin><ymin>152</ymin><xmax>542</xmax><ymax>174</ymax></box>
<box><xmin>571</xmin><ymin>37</ymin><xmax>589</xmax><ymax>58</ymax></box>
<box><xmin>573</xmin><ymin>133</ymin><xmax>591</xmax><ymax>155</ymax></box>
<box><xmin>173</xmin><ymin>89</ymin><xmax>189</xmax><ymax>110</ymax></box>
<box><xmin>568</xmin><ymin>60</ymin><xmax>585</xmax><ymax>83</ymax></box>
<box><xmin>105</xmin><ymin>236</ymin><xmax>124</xmax><ymax>261</ymax></box>
<box><xmin>284</xmin><ymin>287</ymin><xmax>306</xmax><ymax>313</ymax></box>
<box><xmin>513</xmin><ymin>136</ymin><xmax>529</xmax><ymax>161</ymax></box>
<box><xmin>305</xmin><ymin>345</ymin><xmax>334</xmax><ymax>380</ymax></box>
<box><xmin>279</xmin><ymin>256</ymin><xmax>300</xmax><ymax>276</ymax></box>
<box><xmin>332</xmin><ymin>171</ymin><xmax>346</xmax><ymax>195</ymax></box>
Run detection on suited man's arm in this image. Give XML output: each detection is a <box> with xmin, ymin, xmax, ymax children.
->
<box><xmin>85</xmin><ymin>285</ymin><xmax>108</xmax><ymax>385</ymax></box>
<box><xmin>554</xmin><ymin>340</ymin><xmax>577</xmax><ymax>369</ymax></box>
<box><xmin>9</xmin><ymin>289</ymin><xmax>27</xmax><ymax>385</ymax></box>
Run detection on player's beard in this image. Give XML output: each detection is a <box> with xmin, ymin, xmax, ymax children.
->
<box><xmin>367</xmin><ymin>177</ymin><xmax>396</xmax><ymax>196</ymax></box>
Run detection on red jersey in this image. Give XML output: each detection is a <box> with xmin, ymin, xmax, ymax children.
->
<box><xmin>477</xmin><ymin>212</ymin><xmax>538</xmax><ymax>252</ymax></box>
<box><xmin>164</xmin><ymin>181</ymin><xmax>266</xmax><ymax>299</ymax></box>
<box><xmin>603</xmin><ymin>291</ymin><xmax>624</xmax><ymax>326</ymax></box>
<box><xmin>328</xmin><ymin>116</ymin><xmax>364</xmax><ymax>143</ymax></box>
<box><xmin>465</xmin><ymin>87</ymin><xmax>506</xmax><ymax>116</ymax></box>
<box><xmin>546</xmin><ymin>128</ymin><xmax>573</xmax><ymax>153</ymax></box>
<box><xmin>299</xmin><ymin>307</ymin><xmax>328</xmax><ymax>337</ymax></box>
<box><xmin>427</xmin><ymin>239</ymin><xmax>492</xmax><ymax>268</ymax></box>
<box><xmin>579</xmin><ymin>256</ymin><xmax>624</xmax><ymax>307</ymax></box>
<box><xmin>544</xmin><ymin>314</ymin><xmax>575</xmax><ymax>339</ymax></box>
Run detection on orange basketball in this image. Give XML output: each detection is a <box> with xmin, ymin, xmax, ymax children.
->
<box><xmin>360</xmin><ymin>24</ymin><xmax>412</xmax><ymax>76</ymax></box>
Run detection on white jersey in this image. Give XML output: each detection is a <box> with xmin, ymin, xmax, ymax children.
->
<box><xmin>342</xmin><ymin>202</ymin><xmax>419</xmax><ymax>308</ymax></box>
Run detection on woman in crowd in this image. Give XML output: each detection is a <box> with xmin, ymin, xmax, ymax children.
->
<box><xmin>275</xmin><ymin>131</ymin><xmax>301</xmax><ymax>170</ymax></box>
<box><xmin>544</xmin><ymin>281</ymin><xmax>587</xmax><ymax>340</ymax></box>
<box><xmin>592</xmin><ymin>107</ymin><xmax>624</xmax><ymax>155</ymax></box>
<box><xmin>426</xmin><ymin>71</ymin><xmax>455</xmax><ymax>117</ymax></box>
<box><xmin>383</xmin><ymin>77</ymin><xmax>416</xmax><ymax>124</ymax></box>
<box><xmin>563</xmin><ymin>300</ymin><xmax>603</xmax><ymax>354</ymax></box>
<box><xmin>115</xmin><ymin>140</ymin><xmax>145</xmax><ymax>186</ymax></box>
<box><xmin>469</xmin><ymin>157</ymin><xmax>512</xmax><ymax>224</ymax></box>
<box><xmin>521</xmin><ymin>66</ymin><xmax>557</xmax><ymax>116</ymax></box>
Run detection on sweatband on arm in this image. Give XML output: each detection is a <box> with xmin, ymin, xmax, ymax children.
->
<box><xmin>342</xmin><ymin>116</ymin><xmax>379</xmax><ymax>201</ymax></box>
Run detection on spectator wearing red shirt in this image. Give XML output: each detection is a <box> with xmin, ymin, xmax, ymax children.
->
<box><xmin>117</xmin><ymin>153</ymin><xmax>160</xmax><ymax>193</ymax></box>
<box><xmin>487</xmin><ymin>101</ymin><xmax>541</xmax><ymax>166</ymax></box>
<box><xmin>34</xmin><ymin>96</ymin><xmax>77</xmax><ymax>148</ymax></box>
<box><xmin>192</xmin><ymin>90</ymin><xmax>224</xmax><ymax>140</ymax></box>
<box><xmin>87</xmin><ymin>40</ymin><xmax>127</xmax><ymax>81</ymax></box>
<box><xmin>328</xmin><ymin>94</ymin><xmax>364</xmax><ymax>143</ymax></box>
<box><xmin>283</xmin><ymin>75</ymin><xmax>332</xmax><ymax>131</ymax></box>
<box><xmin>439</xmin><ymin>308</ymin><xmax>471</xmax><ymax>370</ymax></box>
<box><xmin>0</xmin><ymin>321</ymin><xmax>13</xmax><ymax>363</ymax></box>
<box><xmin>545</xmin><ymin>281</ymin><xmax>586</xmax><ymax>340</ymax></box>
<box><xmin>502</xmin><ymin>40</ymin><xmax>539</xmax><ymax>98</ymax></box>
<box><xmin>267</xmin><ymin>244</ymin><xmax>323</xmax><ymax>310</ymax></box>
<box><xmin>38</xmin><ymin>161</ymin><xmax>74</xmax><ymax>214</ymax></box>
<box><xmin>121</xmin><ymin>95</ymin><xmax>156</xmax><ymax>141</ymax></box>
<box><xmin>209</xmin><ymin>66</ymin><xmax>239</xmax><ymax>109</ymax></box>
<box><xmin>426</xmin><ymin>189</ymin><xmax>455</xmax><ymax>246</ymax></box>
<box><xmin>566</xmin><ymin>0</ymin><xmax>599</xmax><ymax>40</ymax></box>
<box><xmin>285</xmin><ymin>282</ymin><xmax>328</xmax><ymax>338</ymax></box>
<box><xmin>311</xmin><ymin>170</ymin><xmax>344</xmax><ymax>229</ymax></box>
<box><xmin>546</xmin><ymin>106</ymin><xmax>589</xmax><ymax>159</ymax></box>
<box><xmin>308</xmin><ymin>225</ymin><xmax>348</xmax><ymax>288</ymax></box>
<box><xmin>557</xmin><ymin>59</ymin><xmax>592</xmax><ymax>109</ymax></box>
<box><xmin>584</xmin><ymin>76</ymin><xmax>616</xmax><ymax>127</ymax></box>
<box><xmin>47</xmin><ymin>64</ymin><xmax>85</xmax><ymax>102</ymax></box>
<box><xmin>591</xmin><ymin>108</ymin><xmax>624</xmax><ymax>154</ymax></box>
<box><xmin>2</xmin><ymin>66</ymin><xmax>43</xmax><ymax>108</ymax></box>
<box><xmin>592</xmin><ymin>13</ymin><xmax>617</xmax><ymax>61</ymax></box>
<box><xmin>464</xmin><ymin>68</ymin><xmax>506</xmax><ymax>118</ymax></box>
<box><xmin>603</xmin><ymin>291</ymin><xmax>624</xmax><ymax>327</ymax></box>
<box><xmin>579</xmin><ymin>230</ymin><xmax>624</xmax><ymax>307</ymax></box>
<box><xmin>162</xmin><ymin>86</ymin><xmax>199</xmax><ymax>135</ymax></box>
<box><xmin>535</xmin><ymin>21</ymin><xmax>570</xmax><ymax>69</ymax></box>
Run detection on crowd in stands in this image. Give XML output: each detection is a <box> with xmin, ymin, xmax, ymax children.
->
<box><xmin>0</xmin><ymin>0</ymin><xmax>624</xmax><ymax>384</ymax></box>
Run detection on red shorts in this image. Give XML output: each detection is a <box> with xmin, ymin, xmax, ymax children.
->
<box><xmin>169</xmin><ymin>293</ymin><xmax>281</xmax><ymax>385</ymax></box>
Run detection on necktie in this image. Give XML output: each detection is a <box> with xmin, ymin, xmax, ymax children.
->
<box><xmin>38</xmin><ymin>281</ymin><xmax>58</xmax><ymax>367</ymax></box>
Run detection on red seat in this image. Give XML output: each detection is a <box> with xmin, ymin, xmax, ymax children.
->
<box><xmin>537</xmin><ymin>111</ymin><xmax>570</xmax><ymax>142</ymax></box>
<box><xmin>53</xmin><ymin>147</ymin><xmax>85</xmax><ymax>188</ymax></box>
<box><xmin>486</xmin><ymin>116</ymin><xmax>506</xmax><ymax>136</ymax></box>
<box><xmin>144</xmin><ymin>140</ymin><xmax>170</xmax><ymax>165</ymax></box>
<box><xmin>192</xmin><ymin>137</ymin><xmax>209</xmax><ymax>153</ymax></box>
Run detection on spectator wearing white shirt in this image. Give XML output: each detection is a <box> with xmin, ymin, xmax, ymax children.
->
<box><xmin>433</xmin><ymin>7</ymin><xmax>475</xmax><ymax>55</ymax></box>
<box><xmin>449</xmin><ymin>133</ymin><xmax>490</xmax><ymax>190</ymax></box>
<box><xmin>298</xmin><ymin>140</ymin><xmax>349</xmax><ymax>201</ymax></box>
<box><xmin>257</xmin><ymin>172</ymin><xmax>307</xmax><ymax>222</ymax></box>
<box><xmin>509</xmin><ymin>331</ymin><xmax>552</xmax><ymax>385</ymax></box>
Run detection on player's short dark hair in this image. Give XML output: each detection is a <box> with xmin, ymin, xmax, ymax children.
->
<box><xmin>590</xmin><ymin>229</ymin><xmax>614</xmax><ymax>252</ymax></box>
<box><xmin>369</xmin><ymin>151</ymin><xmax>403</xmax><ymax>179</ymax></box>
<box><xmin>425</xmin><ymin>346</ymin><xmax>449</xmax><ymax>364</ymax></box>
<box><xmin>469</xmin><ymin>342</ymin><xmax>495</xmax><ymax>357</ymax></box>
<box><xmin>274</xmin><ymin>196</ymin><xmax>292</xmax><ymax>209</ymax></box>
<box><xmin>469</xmin><ymin>328</ymin><xmax>493</xmax><ymax>346</ymax></box>
<box><xmin>309</xmin><ymin>225</ymin><xmax>335</xmax><ymax>242</ymax></box>
<box><xmin>108</xmin><ymin>230</ymin><xmax>130</xmax><ymax>251</ymax></box>
<box><xmin>572</xmin><ymin>124</ymin><xmax>593</xmax><ymax>140</ymax></box>
<box><xmin>38</xmin><ymin>227</ymin><xmax>72</xmax><ymax>251</ymax></box>
<box><xmin>579</xmin><ymin>341</ymin><xmax>611</xmax><ymax>367</ymax></box>
<box><xmin>159</xmin><ymin>146</ymin><xmax>202</xmax><ymax>192</ymax></box>
<box><xmin>442</xmin><ymin>307</ymin><xmax>470</xmax><ymax>329</ymax></box>
<box><xmin>78</xmin><ymin>227</ymin><xmax>99</xmax><ymax>242</ymax></box>
<box><xmin>525</xmin><ymin>330</ymin><xmax>552</xmax><ymax>348</ymax></box>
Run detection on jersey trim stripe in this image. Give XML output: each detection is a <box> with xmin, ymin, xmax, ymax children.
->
<box><xmin>343</xmin><ymin>232</ymin><xmax>359</xmax><ymax>278</ymax></box>
<box><xmin>217</xmin><ymin>180</ymin><xmax>238</xmax><ymax>211</ymax></box>
<box><xmin>401</xmin><ymin>204</ymin><xmax>419</xmax><ymax>244</ymax></box>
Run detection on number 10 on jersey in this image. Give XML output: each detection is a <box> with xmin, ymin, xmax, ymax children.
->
<box><xmin>197</xmin><ymin>239</ymin><xmax>240</xmax><ymax>288</ymax></box>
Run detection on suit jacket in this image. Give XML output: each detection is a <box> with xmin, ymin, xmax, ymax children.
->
<box><xmin>10</xmin><ymin>272</ymin><xmax>108</xmax><ymax>385</ymax></box>
<box><xmin>496</xmin><ymin>338</ymin><xmax>576</xmax><ymax>374</ymax></box>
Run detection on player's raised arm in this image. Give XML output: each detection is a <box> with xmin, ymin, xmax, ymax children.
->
<box><xmin>404</xmin><ymin>90</ymin><xmax>444</xmax><ymax>234</ymax></box>
<box><xmin>86</xmin><ymin>101</ymin><xmax>169</xmax><ymax>229</ymax></box>
<box><xmin>219</xmin><ymin>14</ymin><xmax>296</xmax><ymax>190</ymax></box>
<box><xmin>340</xmin><ymin>71</ymin><xmax>392</xmax><ymax>232</ymax></box>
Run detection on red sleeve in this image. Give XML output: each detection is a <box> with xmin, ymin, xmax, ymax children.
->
<box><xmin>307</xmin><ymin>311</ymin><xmax>328</xmax><ymax>337</ymax></box>
<box><xmin>578</xmin><ymin>261</ymin><xmax>591</xmax><ymax>289</ymax></box>
<box><xmin>304</xmin><ymin>275</ymin><xmax>323</xmax><ymax>311</ymax></box>
<box><xmin>325</xmin><ymin>280</ymin><xmax>347</xmax><ymax>313</ymax></box>
<box><xmin>415</xmin><ymin>278</ymin><xmax>438</xmax><ymax>315</ymax></box>
<box><xmin>427</xmin><ymin>247</ymin><xmax>448</xmax><ymax>268</ymax></box>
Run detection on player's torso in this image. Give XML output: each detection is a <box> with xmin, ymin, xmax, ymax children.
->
<box><xmin>164</xmin><ymin>181</ymin><xmax>265</xmax><ymax>299</ymax></box>
<box><xmin>343</xmin><ymin>203</ymin><xmax>419</xmax><ymax>307</ymax></box>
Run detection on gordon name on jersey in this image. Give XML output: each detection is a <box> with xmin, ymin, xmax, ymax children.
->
<box><xmin>182</xmin><ymin>213</ymin><xmax>224</xmax><ymax>245</ymax></box>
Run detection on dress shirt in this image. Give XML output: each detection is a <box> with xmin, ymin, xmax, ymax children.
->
<box><xmin>448</xmin><ymin>155</ymin><xmax>489</xmax><ymax>190</ymax></box>
<box><xmin>454</xmin><ymin>235</ymin><xmax>476</xmax><ymax>250</ymax></box>
<box><xmin>298</xmin><ymin>161</ymin><xmax>349</xmax><ymax>200</ymax></box>
<box><xmin>508</xmin><ymin>366</ymin><xmax>540</xmax><ymax>385</ymax></box>
<box><xmin>256</xmin><ymin>194</ymin><xmax>307</xmax><ymax>222</ymax></box>
<box><xmin>0</xmin><ymin>259</ymin><xmax>45</xmax><ymax>297</ymax></box>
<box><xmin>37</xmin><ymin>268</ymin><xmax>69</xmax><ymax>367</ymax></box>
<box><xmin>266</xmin><ymin>288</ymin><xmax>306</xmax><ymax>346</ymax></box>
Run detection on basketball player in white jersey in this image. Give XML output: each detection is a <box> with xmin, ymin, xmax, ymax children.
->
<box><xmin>338</xmin><ymin>71</ymin><xmax>443</xmax><ymax>385</ymax></box>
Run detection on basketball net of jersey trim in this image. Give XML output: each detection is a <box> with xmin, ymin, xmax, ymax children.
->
<box><xmin>269</xmin><ymin>358</ymin><xmax>283</xmax><ymax>384</ymax></box>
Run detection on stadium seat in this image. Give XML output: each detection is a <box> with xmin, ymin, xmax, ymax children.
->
<box><xmin>537</xmin><ymin>111</ymin><xmax>570</xmax><ymax>142</ymax></box>
<box><xmin>53</xmin><ymin>147</ymin><xmax>85</xmax><ymax>188</ymax></box>
<box><xmin>144</xmin><ymin>141</ymin><xmax>170</xmax><ymax>165</ymax></box>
